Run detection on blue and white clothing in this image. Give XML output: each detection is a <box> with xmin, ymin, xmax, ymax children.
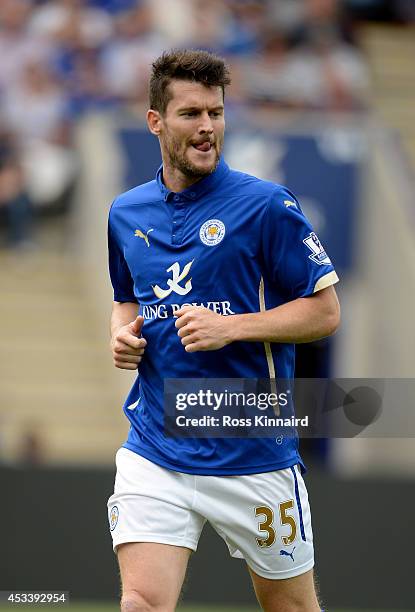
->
<box><xmin>108</xmin><ymin>158</ymin><xmax>338</xmax><ymax>475</ymax></box>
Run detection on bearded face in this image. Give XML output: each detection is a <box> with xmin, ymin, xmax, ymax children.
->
<box><xmin>157</xmin><ymin>80</ymin><xmax>225</xmax><ymax>182</ymax></box>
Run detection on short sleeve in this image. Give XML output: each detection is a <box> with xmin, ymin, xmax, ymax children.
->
<box><xmin>262</xmin><ymin>187</ymin><xmax>339</xmax><ymax>299</ymax></box>
<box><xmin>108</xmin><ymin>208</ymin><xmax>137</xmax><ymax>303</ymax></box>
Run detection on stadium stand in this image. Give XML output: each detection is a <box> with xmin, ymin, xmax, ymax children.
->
<box><xmin>363</xmin><ymin>23</ymin><xmax>415</xmax><ymax>167</ymax></box>
<box><xmin>0</xmin><ymin>246</ymin><xmax>128</xmax><ymax>464</ymax></box>
<box><xmin>1</xmin><ymin>1</ymin><xmax>414</xmax><ymax>472</ymax></box>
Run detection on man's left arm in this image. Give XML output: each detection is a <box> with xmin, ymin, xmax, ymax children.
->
<box><xmin>174</xmin><ymin>285</ymin><xmax>340</xmax><ymax>353</ymax></box>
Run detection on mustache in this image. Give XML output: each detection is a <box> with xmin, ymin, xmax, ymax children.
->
<box><xmin>190</xmin><ymin>137</ymin><xmax>215</xmax><ymax>146</ymax></box>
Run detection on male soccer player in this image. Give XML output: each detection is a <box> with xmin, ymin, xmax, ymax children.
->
<box><xmin>107</xmin><ymin>49</ymin><xmax>340</xmax><ymax>611</ymax></box>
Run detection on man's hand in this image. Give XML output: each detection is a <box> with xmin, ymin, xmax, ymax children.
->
<box><xmin>111</xmin><ymin>315</ymin><xmax>147</xmax><ymax>370</ymax></box>
<box><xmin>174</xmin><ymin>306</ymin><xmax>233</xmax><ymax>353</ymax></box>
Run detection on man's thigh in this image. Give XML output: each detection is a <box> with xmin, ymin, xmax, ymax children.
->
<box><xmin>249</xmin><ymin>567</ymin><xmax>320</xmax><ymax>611</ymax></box>
<box><xmin>108</xmin><ymin>448</ymin><xmax>206</xmax><ymax>552</ymax></box>
<box><xmin>197</xmin><ymin>464</ymin><xmax>314</xmax><ymax>580</ymax></box>
<box><xmin>107</xmin><ymin>448</ymin><xmax>206</xmax><ymax>609</ymax></box>
<box><xmin>117</xmin><ymin>542</ymin><xmax>191</xmax><ymax>611</ymax></box>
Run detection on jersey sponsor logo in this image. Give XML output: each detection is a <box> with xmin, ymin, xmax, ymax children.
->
<box><xmin>303</xmin><ymin>232</ymin><xmax>331</xmax><ymax>266</ymax></box>
<box><xmin>141</xmin><ymin>300</ymin><xmax>235</xmax><ymax>320</ymax></box>
<box><xmin>199</xmin><ymin>219</ymin><xmax>225</xmax><ymax>246</ymax></box>
<box><xmin>152</xmin><ymin>260</ymin><xmax>194</xmax><ymax>299</ymax></box>
<box><xmin>280</xmin><ymin>546</ymin><xmax>296</xmax><ymax>562</ymax></box>
<box><xmin>284</xmin><ymin>200</ymin><xmax>297</xmax><ymax>208</ymax></box>
<box><xmin>134</xmin><ymin>227</ymin><xmax>154</xmax><ymax>247</ymax></box>
<box><xmin>109</xmin><ymin>505</ymin><xmax>119</xmax><ymax>531</ymax></box>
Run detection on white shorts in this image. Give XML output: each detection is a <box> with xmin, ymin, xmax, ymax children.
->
<box><xmin>107</xmin><ymin>447</ymin><xmax>314</xmax><ymax>580</ymax></box>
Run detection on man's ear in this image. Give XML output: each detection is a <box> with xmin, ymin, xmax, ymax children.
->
<box><xmin>147</xmin><ymin>109</ymin><xmax>162</xmax><ymax>136</ymax></box>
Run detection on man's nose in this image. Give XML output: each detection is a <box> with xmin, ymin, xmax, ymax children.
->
<box><xmin>198</xmin><ymin>112</ymin><xmax>214</xmax><ymax>134</ymax></box>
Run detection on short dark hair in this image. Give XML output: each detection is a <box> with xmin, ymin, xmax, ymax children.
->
<box><xmin>149</xmin><ymin>49</ymin><xmax>231</xmax><ymax>115</ymax></box>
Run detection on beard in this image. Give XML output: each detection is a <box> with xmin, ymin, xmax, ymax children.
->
<box><xmin>163</xmin><ymin>130</ymin><xmax>222</xmax><ymax>179</ymax></box>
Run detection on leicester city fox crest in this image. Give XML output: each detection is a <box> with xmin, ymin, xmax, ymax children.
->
<box><xmin>199</xmin><ymin>219</ymin><xmax>226</xmax><ymax>246</ymax></box>
<box><xmin>109</xmin><ymin>505</ymin><xmax>119</xmax><ymax>531</ymax></box>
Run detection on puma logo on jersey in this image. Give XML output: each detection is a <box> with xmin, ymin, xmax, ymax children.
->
<box><xmin>135</xmin><ymin>228</ymin><xmax>154</xmax><ymax>247</ymax></box>
<box><xmin>152</xmin><ymin>260</ymin><xmax>194</xmax><ymax>299</ymax></box>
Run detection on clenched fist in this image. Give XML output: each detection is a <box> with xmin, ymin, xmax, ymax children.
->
<box><xmin>174</xmin><ymin>306</ymin><xmax>233</xmax><ymax>352</ymax></box>
<box><xmin>111</xmin><ymin>315</ymin><xmax>147</xmax><ymax>370</ymax></box>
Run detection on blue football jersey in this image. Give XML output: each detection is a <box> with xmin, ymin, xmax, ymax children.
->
<box><xmin>108</xmin><ymin>158</ymin><xmax>339</xmax><ymax>475</ymax></box>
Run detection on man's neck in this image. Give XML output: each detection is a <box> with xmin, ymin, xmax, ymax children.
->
<box><xmin>162</xmin><ymin>162</ymin><xmax>204</xmax><ymax>193</ymax></box>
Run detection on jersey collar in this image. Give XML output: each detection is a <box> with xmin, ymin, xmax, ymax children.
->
<box><xmin>156</xmin><ymin>157</ymin><xmax>230</xmax><ymax>202</ymax></box>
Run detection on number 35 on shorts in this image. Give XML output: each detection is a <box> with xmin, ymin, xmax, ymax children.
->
<box><xmin>255</xmin><ymin>500</ymin><xmax>296</xmax><ymax>548</ymax></box>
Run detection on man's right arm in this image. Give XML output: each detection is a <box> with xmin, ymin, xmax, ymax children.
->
<box><xmin>110</xmin><ymin>302</ymin><xmax>146</xmax><ymax>370</ymax></box>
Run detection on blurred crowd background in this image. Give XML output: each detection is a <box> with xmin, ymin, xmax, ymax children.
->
<box><xmin>0</xmin><ymin>0</ymin><xmax>414</xmax><ymax>251</ymax></box>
